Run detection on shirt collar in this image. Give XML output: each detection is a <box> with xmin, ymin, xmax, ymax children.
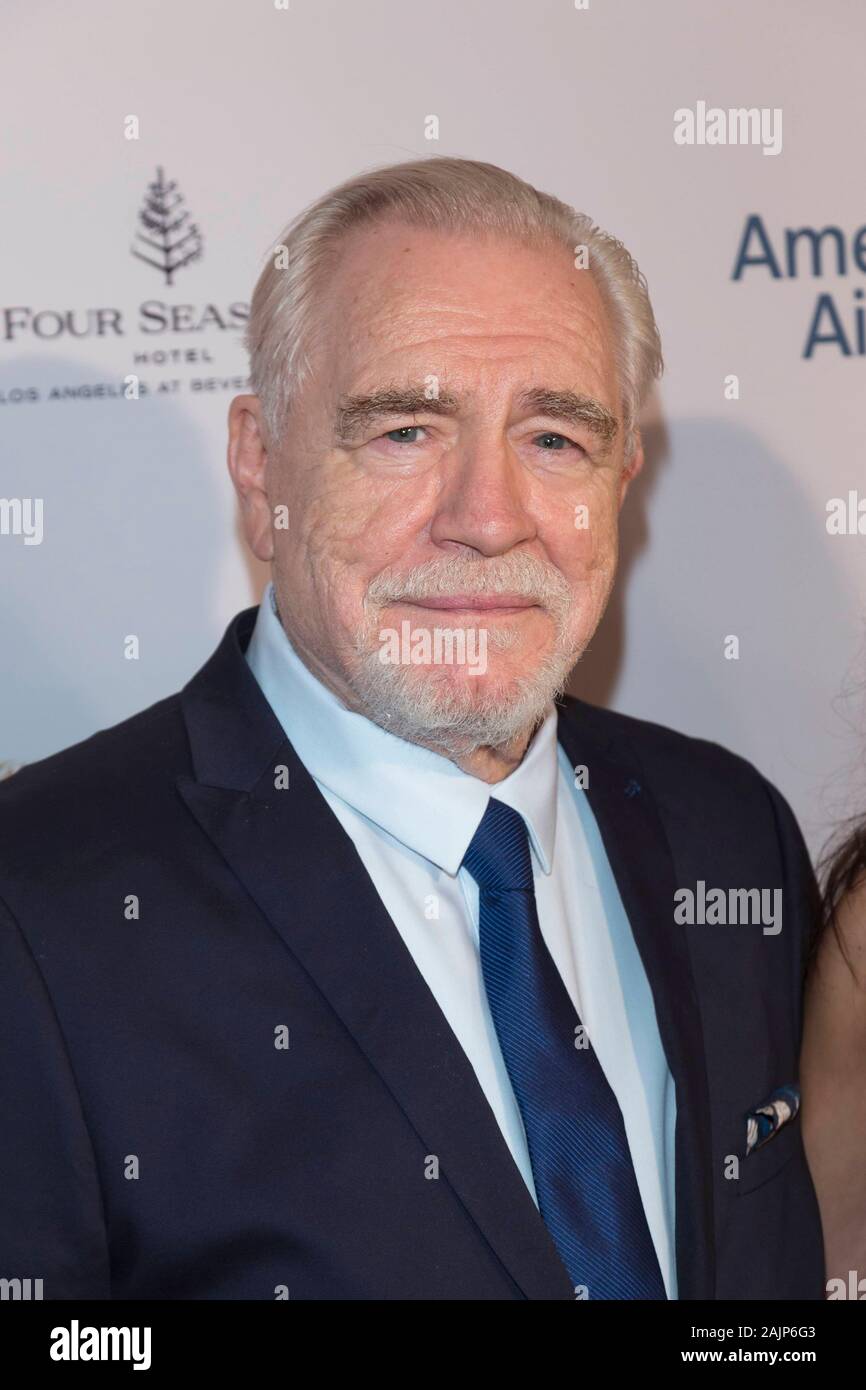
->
<box><xmin>244</xmin><ymin>582</ymin><xmax>559</xmax><ymax>877</ymax></box>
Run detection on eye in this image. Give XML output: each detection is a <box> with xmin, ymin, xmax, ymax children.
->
<box><xmin>533</xmin><ymin>431</ymin><xmax>585</xmax><ymax>454</ymax></box>
<box><xmin>382</xmin><ymin>425</ymin><xmax>427</xmax><ymax>445</ymax></box>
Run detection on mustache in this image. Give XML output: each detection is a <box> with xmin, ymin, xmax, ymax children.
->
<box><xmin>365</xmin><ymin>553</ymin><xmax>572</xmax><ymax>609</ymax></box>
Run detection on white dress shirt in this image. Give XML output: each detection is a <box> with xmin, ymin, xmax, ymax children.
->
<box><xmin>245</xmin><ymin>582</ymin><xmax>678</xmax><ymax>1296</ymax></box>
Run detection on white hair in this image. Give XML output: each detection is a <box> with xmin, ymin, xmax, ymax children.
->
<box><xmin>245</xmin><ymin>156</ymin><xmax>663</xmax><ymax>462</ymax></box>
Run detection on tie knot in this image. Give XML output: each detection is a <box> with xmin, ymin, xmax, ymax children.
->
<box><xmin>462</xmin><ymin>798</ymin><xmax>534</xmax><ymax>892</ymax></box>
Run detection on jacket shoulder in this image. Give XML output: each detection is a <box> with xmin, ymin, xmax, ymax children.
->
<box><xmin>559</xmin><ymin>694</ymin><xmax>768</xmax><ymax>790</ymax></box>
<box><xmin>560</xmin><ymin>694</ymin><xmax>816</xmax><ymax>904</ymax></box>
<box><xmin>0</xmin><ymin>693</ymin><xmax>190</xmax><ymax>879</ymax></box>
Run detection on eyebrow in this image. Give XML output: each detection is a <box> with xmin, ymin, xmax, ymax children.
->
<box><xmin>334</xmin><ymin>385</ymin><xmax>619</xmax><ymax>449</ymax></box>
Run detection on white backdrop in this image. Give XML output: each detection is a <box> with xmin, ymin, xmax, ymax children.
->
<box><xmin>2</xmin><ymin>0</ymin><xmax>864</xmax><ymax>857</ymax></box>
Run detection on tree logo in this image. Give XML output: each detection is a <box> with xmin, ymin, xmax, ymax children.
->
<box><xmin>131</xmin><ymin>167</ymin><xmax>204</xmax><ymax>285</ymax></box>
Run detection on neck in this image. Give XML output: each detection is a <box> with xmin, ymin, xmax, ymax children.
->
<box><xmin>406</xmin><ymin>723</ymin><xmax>540</xmax><ymax>783</ymax></box>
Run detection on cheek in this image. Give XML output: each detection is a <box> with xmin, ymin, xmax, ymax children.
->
<box><xmin>322</xmin><ymin>463</ymin><xmax>436</xmax><ymax>557</ymax></box>
<box><xmin>539</xmin><ymin>480</ymin><xmax>620</xmax><ymax>586</ymax></box>
<box><xmin>285</xmin><ymin>467</ymin><xmax>430</xmax><ymax>615</ymax></box>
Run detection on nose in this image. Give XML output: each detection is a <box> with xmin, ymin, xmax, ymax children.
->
<box><xmin>428</xmin><ymin>435</ymin><xmax>536</xmax><ymax>558</ymax></box>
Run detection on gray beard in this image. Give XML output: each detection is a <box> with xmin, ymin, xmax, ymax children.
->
<box><xmin>347</xmin><ymin>619</ymin><xmax>579</xmax><ymax>758</ymax></box>
<box><xmin>307</xmin><ymin>550</ymin><xmax>587</xmax><ymax>758</ymax></box>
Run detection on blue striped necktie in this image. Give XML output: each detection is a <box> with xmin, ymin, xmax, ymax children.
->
<box><xmin>462</xmin><ymin>797</ymin><xmax>667</xmax><ymax>1300</ymax></box>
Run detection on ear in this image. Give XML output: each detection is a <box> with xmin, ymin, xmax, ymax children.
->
<box><xmin>227</xmin><ymin>395</ymin><xmax>274</xmax><ymax>562</ymax></box>
<box><xmin>619</xmin><ymin>429</ymin><xmax>645</xmax><ymax>507</ymax></box>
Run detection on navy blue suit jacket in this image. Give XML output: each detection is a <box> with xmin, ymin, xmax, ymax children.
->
<box><xmin>0</xmin><ymin>607</ymin><xmax>825</xmax><ymax>1299</ymax></box>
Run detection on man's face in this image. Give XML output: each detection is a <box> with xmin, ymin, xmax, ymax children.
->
<box><xmin>232</xmin><ymin>219</ymin><xmax>642</xmax><ymax>757</ymax></box>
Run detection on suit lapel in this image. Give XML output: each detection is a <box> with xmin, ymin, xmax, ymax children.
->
<box><xmin>176</xmin><ymin>608</ymin><xmax>574</xmax><ymax>1300</ymax></box>
<box><xmin>556</xmin><ymin>699</ymin><xmax>716</xmax><ymax>1300</ymax></box>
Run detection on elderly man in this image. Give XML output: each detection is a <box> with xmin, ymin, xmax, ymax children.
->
<box><xmin>0</xmin><ymin>157</ymin><xmax>824</xmax><ymax>1301</ymax></box>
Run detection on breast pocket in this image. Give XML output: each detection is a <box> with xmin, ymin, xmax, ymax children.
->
<box><xmin>735</xmin><ymin>1117</ymin><xmax>803</xmax><ymax>1196</ymax></box>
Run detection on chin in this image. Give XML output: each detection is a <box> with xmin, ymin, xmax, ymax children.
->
<box><xmin>398</xmin><ymin>647</ymin><xmax>540</xmax><ymax>698</ymax></box>
<box><xmin>349</xmin><ymin>642</ymin><xmax>572</xmax><ymax>754</ymax></box>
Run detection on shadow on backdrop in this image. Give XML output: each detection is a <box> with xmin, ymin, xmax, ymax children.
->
<box><xmin>571</xmin><ymin>413</ymin><xmax>858</xmax><ymax>856</ymax></box>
